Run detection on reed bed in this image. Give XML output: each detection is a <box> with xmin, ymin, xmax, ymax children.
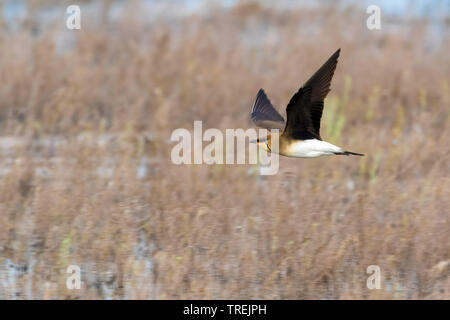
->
<box><xmin>0</xmin><ymin>0</ymin><xmax>448</xmax><ymax>299</ymax></box>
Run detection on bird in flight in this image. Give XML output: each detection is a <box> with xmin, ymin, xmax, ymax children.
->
<box><xmin>250</xmin><ymin>48</ymin><xmax>363</xmax><ymax>158</ymax></box>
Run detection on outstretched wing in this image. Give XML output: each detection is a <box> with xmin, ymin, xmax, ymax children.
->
<box><xmin>283</xmin><ymin>48</ymin><xmax>341</xmax><ymax>140</ymax></box>
<box><xmin>250</xmin><ymin>89</ymin><xmax>286</xmax><ymax>130</ymax></box>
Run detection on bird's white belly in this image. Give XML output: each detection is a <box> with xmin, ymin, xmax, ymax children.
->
<box><xmin>283</xmin><ymin>139</ymin><xmax>342</xmax><ymax>158</ymax></box>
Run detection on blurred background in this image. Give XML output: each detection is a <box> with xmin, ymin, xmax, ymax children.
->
<box><xmin>0</xmin><ymin>0</ymin><xmax>448</xmax><ymax>299</ymax></box>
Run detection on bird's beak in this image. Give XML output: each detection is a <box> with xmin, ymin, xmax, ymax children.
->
<box><xmin>250</xmin><ymin>138</ymin><xmax>267</xmax><ymax>145</ymax></box>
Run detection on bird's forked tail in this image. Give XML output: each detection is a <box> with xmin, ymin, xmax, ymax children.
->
<box><xmin>335</xmin><ymin>150</ymin><xmax>364</xmax><ymax>156</ymax></box>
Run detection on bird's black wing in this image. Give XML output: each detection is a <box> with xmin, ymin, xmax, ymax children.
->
<box><xmin>283</xmin><ymin>49</ymin><xmax>341</xmax><ymax>140</ymax></box>
<box><xmin>251</xmin><ymin>89</ymin><xmax>286</xmax><ymax>130</ymax></box>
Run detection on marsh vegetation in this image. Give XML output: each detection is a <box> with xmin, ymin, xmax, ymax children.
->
<box><xmin>0</xmin><ymin>0</ymin><xmax>448</xmax><ymax>299</ymax></box>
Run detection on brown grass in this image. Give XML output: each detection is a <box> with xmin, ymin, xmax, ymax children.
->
<box><xmin>0</xmin><ymin>1</ymin><xmax>449</xmax><ymax>299</ymax></box>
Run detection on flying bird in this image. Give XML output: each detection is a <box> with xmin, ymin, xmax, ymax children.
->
<box><xmin>250</xmin><ymin>48</ymin><xmax>363</xmax><ymax>158</ymax></box>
